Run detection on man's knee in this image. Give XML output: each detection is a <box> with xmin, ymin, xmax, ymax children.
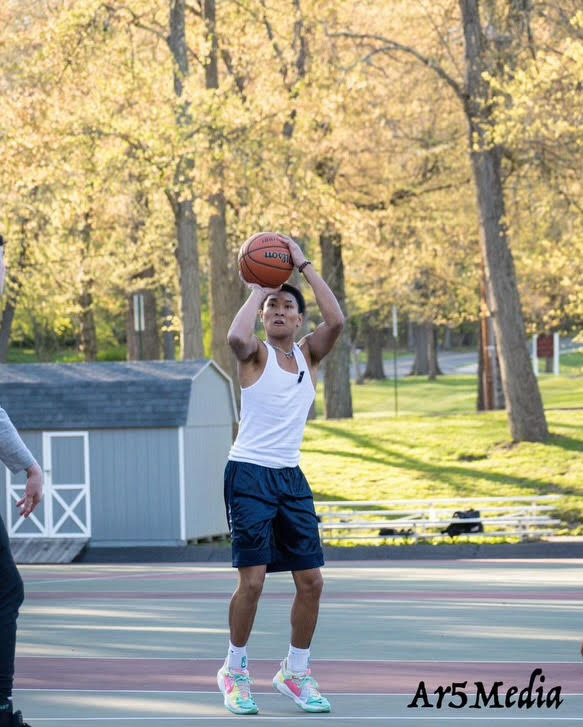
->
<box><xmin>238</xmin><ymin>569</ymin><xmax>266</xmax><ymax>601</ymax></box>
<box><xmin>296</xmin><ymin>570</ymin><xmax>324</xmax><ymax>600</ymax></box>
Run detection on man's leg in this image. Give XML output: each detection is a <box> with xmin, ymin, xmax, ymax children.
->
<box><xmin>290</xmin><ymin>568</ymin><xmax>323</xmax><ymax>649</ymax></box>
<box><xmin>217</xmin><ymin>565</ymin><xmax>266</xmax><ymax>716</ymax></box>
<box><xmin>0</xmin><ymin>515</ymin><xmax>25</xmax><ymax>724</ymax></box>
<box><xmin>229</xmin><ymin>565</ymin><xmax>267</xmax><ymax>647</ymax></box>
<box><xmin>272</xmin><ymin>567</ymin><xmax>330</xmax><ymax>712</ymax></box>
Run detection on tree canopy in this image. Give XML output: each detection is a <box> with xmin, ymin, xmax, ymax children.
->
<box><xmin>1</xmin><ymin>0</ymin><xmax>581</xmax><ymax>435</ymax></box>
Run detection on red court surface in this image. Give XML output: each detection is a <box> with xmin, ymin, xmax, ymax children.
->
<box><xmin>13</xmin><ymin>560</ymin><xmax>583</xmax><ymax>725</ymax></box>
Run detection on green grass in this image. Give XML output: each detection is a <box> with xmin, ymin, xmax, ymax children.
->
<box><xmin>6</xmin><ymin>346</ymin><xmax>127</xmax><ymax>364</ymax></box>
<box><xmin>314</xmin><ymin>373</ymin><xmax>583</xmax><ymax>418</ymax></box>
<box><xmin>559</xmin><ymin>350</ymin><xmax>583</xmax><ymax>375</ymax></box>
<box><xmin>306</xmin><ymin>376</ymin><xmax>583</xmax><ymax>538</ymax></box>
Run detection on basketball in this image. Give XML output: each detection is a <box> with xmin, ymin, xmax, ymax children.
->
<box><xmin>238</xmin><ymin>232</ymin><xmax>293</xmax><ymax>288</ymax></box>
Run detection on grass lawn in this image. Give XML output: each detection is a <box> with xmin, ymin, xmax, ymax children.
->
<box><xmin>306</xmin><ymin>375</ymin><xmax>583</xmax><ymax>535</ymax></box>
<box><xmin>314</xmin><ymin>372</ymin><xmax>583</xmax><ymax>418</ymax></box>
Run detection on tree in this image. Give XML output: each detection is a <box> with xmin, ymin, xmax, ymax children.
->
<box><xmin>320</xmin><ymin>227</ymin><xmax>353</xmax><ymax>419</ymax></box>
<box><xmin>333</xmin><ymin>0</ymin><xmax>551</xmax><ymax>441</ymax></box>
<box><xmin>166</xmin><ymin>0</ymin><xmax>204</xmax><ymax>359</ymax></box>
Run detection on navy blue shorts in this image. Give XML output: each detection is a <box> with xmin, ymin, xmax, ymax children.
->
<box><xmin>224</xmin><ymin>460</ymin><xmax>324</xmax><ymax>573</ymax></box>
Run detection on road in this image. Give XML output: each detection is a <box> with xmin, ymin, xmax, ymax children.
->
<box><xmin>351</xmin><ymin>339</ymin><xmax>581</xmax><ymax>380</ymax></box>
<box><xmin>352</xmin><ymin>350</ymin><xmax>478</xmax><ymax>380</ymax></box>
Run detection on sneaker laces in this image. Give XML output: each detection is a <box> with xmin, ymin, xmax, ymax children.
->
<box><xmin>302</xmin><ymin>675</ymin><xmax>322</xmax><ymax>700</ymax></box>
<box><xmin>290</xmin><ymin>672</ymin><xmax>322</xmax><ymax>701</ymax></box>
<box><xmin>231</xmin><ymin>670</ymin><xmax>254</xmax><ymax>702</ymax></box>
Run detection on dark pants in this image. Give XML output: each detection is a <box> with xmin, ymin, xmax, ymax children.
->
<box><xmin>0</xmin><ymin>514</ymin><xmax>24</xmax><ymax>701</ymax></box>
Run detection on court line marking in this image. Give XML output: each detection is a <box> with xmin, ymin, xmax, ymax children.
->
<box><xmin>22</xmin><ymin>596</ymin><xmax>583</xmax><ymax>607</ymax></box>
<box><xmin>16</xmin><ymin>656</ymin><xmax>583</xmax><ymax>663</ymax></box>
<box><xmin>16</xmin><ymin>690</ymin><xmax>394</xmax><ymax>695</ymax></box>
<box><xmin>21</xmin><ymin>573</ymin><xmax>211</xmax><ymax>586</ymax></box>
<box><xmin>22</xmin><ymin>717</ymin><xmax>583</xmax><ymax>722</ymax></box>
<box><xmin>14</xmin><ymin>689</ymin><xmax>583</xmax><ymax>696</ymax></box>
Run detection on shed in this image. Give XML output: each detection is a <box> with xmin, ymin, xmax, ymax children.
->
<box><xmin>0</xmin><ymin>360</ymin><xmax>237</xmax><ymax>548</ymax></box>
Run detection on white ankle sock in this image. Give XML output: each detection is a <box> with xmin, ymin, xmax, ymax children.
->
<box><xmin>227</xmin><ymin>641</ymin><xmax>248</xmax><ymax>671</ymax></box>
<box><xmin>287</xmin><ymin>644</ymin><xmax>310</xmax><ymax>674</ymax></box>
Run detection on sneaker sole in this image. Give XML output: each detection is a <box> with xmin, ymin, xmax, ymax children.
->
<box><xmin>273</xmin><ymin>676</ymin><xmax>331</xmax><ymax>713</ymax></box>
<box><xmin>217</xmin><ymin>670</ymin><xmax>259</xmax><ymax>715</ymax></box>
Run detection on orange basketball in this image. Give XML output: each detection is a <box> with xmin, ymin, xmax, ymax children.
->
<box><xmin>238</xmin><ymin>232</ymin><xmax>293</xmax><ymax>288</ymax></box>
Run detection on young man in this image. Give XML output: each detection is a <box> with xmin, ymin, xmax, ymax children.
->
<box><xmin>217</xmin><ymin>234</ymin><xmax>344</xmax><ymax>715</ymax></box>
<box><xmin>0</xmin><ymin>236</ymin><xmax>44</xmax><ymax>727</ymax></box>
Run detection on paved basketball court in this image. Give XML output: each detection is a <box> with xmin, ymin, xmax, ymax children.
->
<box><xmin>13</xmin><ymin>558</ymin><xmax>583</xmax><ymax>725</ymax></box>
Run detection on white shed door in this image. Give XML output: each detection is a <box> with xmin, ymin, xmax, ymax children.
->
<box><xmin>6</xmin><ymin>432</ymin><xmax>91</xmax><ymax>538</ymax></box>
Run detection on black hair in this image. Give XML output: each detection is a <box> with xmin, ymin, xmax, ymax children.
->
<box><xmin>278</xmin><ymin>283</ymin><xmax>306</xmax><ymax>314</ymax></box>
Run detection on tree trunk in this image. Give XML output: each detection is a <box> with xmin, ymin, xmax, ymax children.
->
<box><xmin>204</xmin><ymin>0</ymin><xmax>239</xmax><ymax>386</ymax></box>
<box><xmin>168</xmin><ymin>0</ymin><xmax>204</xmax><ymax>360</ymax></box>
<box><xmin>174</xmin><ymin>200</ymin><xmax>204</xmax><ymax>359</ymax></box>
<box><xmin>544</xmin><ymin>357</ymin><xmax>553</xmax><ymax>374</ymax></box>
<box><xmin>409</xmin><ymin>322</ymin><xmax>428</xmax><ymax>375</ymax></box>
<box><xmin>427</xmin><ymin>324</ymin><xmax>442</xmax><ymax>380</ymax></box>
<box><xmin>471</xmin><ymin>147</ymin><xmax>544</xmax><ymax>437</ymax></box>
<box><xmin>461</xmin><ymin>0</ymin><xmax>548</xmax><ymax>442</ymax></box>
<box><xmin>0</xmin><ymin>223</ymin><xmax>31</xmax><ymax>361</ymax></box>
<box><xmin>0</xmin><ymin>302</ymin><xmax>16</xmax><ymax>363</ymax></box>
<box><xmin>409</xmin><ymin>322</ymin><xmax>442</xmax><ymax>377</ymax></box>
<box><xmin>79</xmin><ymin>289</ymin><xmax>97</xmax><ymax>362</ymax></box>
<box><xmin>161</xmin><ymin>292</ymin><xmax>176</xmax><ymax>360</ymax></box>
<box><xmin>353</xmin><ymin>342</ymin><xmax>364</xmax><ymax>385</ymax></box>
<box><xmin>320</xmin><ymin>228</ymin><xmax>352</xmax><ymax>419</ymax></box>
<box><xmin>78</xmin><ymin>212</ymin><xmax>97</xmax><ymax>362</ymax></box>
<box><xmin>126</xmin><ymin>180</ymin><xmax>160</xmax><ymax>361</ymax></box>
<box><xmin>127</xmin><ymin>277</ymin><xmax>160</xmax><ymax>361</ymax></box>
<box><xmin>362</xmin><ymin>313</ymin><xmax>385</xmax><ymax>379</ymax></box>
<box><xmin>407</xmin><ymin>319</ymin><xmax>415</xmax><ymax>350</ymax></box>
<box><xmin>443</xmin><ymin>326</ymin><xmax>452</xmax><ymax>350</ymax></box>
<box><xmin>477</xmin><ymin>316</ymin><xmax>505</xmax><ymax>411</ymax></box>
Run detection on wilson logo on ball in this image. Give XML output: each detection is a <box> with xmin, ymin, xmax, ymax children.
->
<box><xmin>265</xmin><ymin>251</ymin><xmax>291</xmax><ymax>263</ymax></box>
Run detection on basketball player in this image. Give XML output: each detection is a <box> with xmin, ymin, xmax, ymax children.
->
<box><xmin>217</xmin><ymin>234</ymin><xmax>344</xmax><ymax>715</ymax></box>
<box><xmin>0</xmin><ymin>236</ymin><xmax>44</xmax><ymax>727</ymax></box>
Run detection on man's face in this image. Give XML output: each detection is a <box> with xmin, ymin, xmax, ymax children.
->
<box><xmin>260</xmin><ymin>291</ymin><xmax>303</xmax><ymax>336</ymax></box>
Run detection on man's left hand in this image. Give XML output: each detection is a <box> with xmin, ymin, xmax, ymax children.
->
<box><xmin>277</xmin><ymin>233</ymin><xmax>306</xmax><ymax>269</ymax></box>
<box><xmin>16</xmin><ymin>463</ymin><xmax>44</xmax><ymax>518</ymax></box>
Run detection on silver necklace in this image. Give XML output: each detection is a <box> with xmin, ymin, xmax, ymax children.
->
<box><xmin>271</xmin><ymin>343</ymin><xmax>295</xmax><ymax>359</ymax></box>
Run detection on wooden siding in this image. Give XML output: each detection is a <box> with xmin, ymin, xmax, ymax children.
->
<box><xmin>187</xmin><ymin>366</ymin><xmax>237</xmax><ymax>427</ymax></box>
<box><xmin>183</xmin><ymin>423</ymin><xmax>230</xmax><ymax>541</ymax></box>
<box><xmin>88</xmin><ymin>428</ymin><xmax>181</xmax><ymax>545</ymax></box>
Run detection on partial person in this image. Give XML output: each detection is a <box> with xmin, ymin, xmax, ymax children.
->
<box><xmin>217</xmin><ymin>234</ymin><xmax>344</xmax><ymax>715</ymax></box>
<box><xmin>0</xmin><ymin>235</ymin><xmax>44</xmax><ymax>727</ymax></box>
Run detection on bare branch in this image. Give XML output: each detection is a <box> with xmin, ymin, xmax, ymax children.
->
<box><xmin>259</xmin><ymin>0</ymin><xmax>290</xmax><ymax>89</ymax></box>
<box><xmin>102</xmin><ymin>3</ymin><xmax>167</xmax><ymax>43</ymax></box>
<box><xmin>329</xmin><ymin>30</ymin><xmax>465</xmax><ymax>104</ymax></box>
<box><xmin>221</xmin><ymin>48</ymin><xmax>247</xmax><ymax>100</ymax></box>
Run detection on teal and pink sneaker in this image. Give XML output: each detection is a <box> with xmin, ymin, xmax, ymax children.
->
<box><xmin>217</xmin><ymin>661</ymin><xmax>259</xmax><ymax>715</ymax></box>
<box><xmin>272</xmin><ymin>658</ymin><xmax>331</xmax><ymax>712</ymax></box>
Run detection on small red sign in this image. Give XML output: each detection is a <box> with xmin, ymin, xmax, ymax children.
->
<box><xmin>537</xmin><ymin>335</ymin><xmax>554</xmax><ymax>358</ymax></box>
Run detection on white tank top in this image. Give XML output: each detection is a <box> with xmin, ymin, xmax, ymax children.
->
<box><xmin>229</xmin><ymin>341</ymin><xmax>316</xmax><ymax>468</ymax></box>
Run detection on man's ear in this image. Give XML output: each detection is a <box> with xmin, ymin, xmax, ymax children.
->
<box><xmin>296</xmin><ymin>313</ymin><xmax>303</xmax><ymax>328</ymax></box>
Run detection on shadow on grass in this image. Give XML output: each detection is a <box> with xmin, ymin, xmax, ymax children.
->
<box><xmin>305</xmin><ymin>421</ymin><xmax>579</xmax><ymax>497</ymax></box>
<box><xmin>548</xmin><ymin>433</ymin><xmax>583</xmax><ymax>452</ymax></box>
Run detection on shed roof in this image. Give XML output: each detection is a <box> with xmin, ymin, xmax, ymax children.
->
<box><xmin>0</xmin><ymin>360</ymin><xmax>232</xmax><ymax>430</ymax></box>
